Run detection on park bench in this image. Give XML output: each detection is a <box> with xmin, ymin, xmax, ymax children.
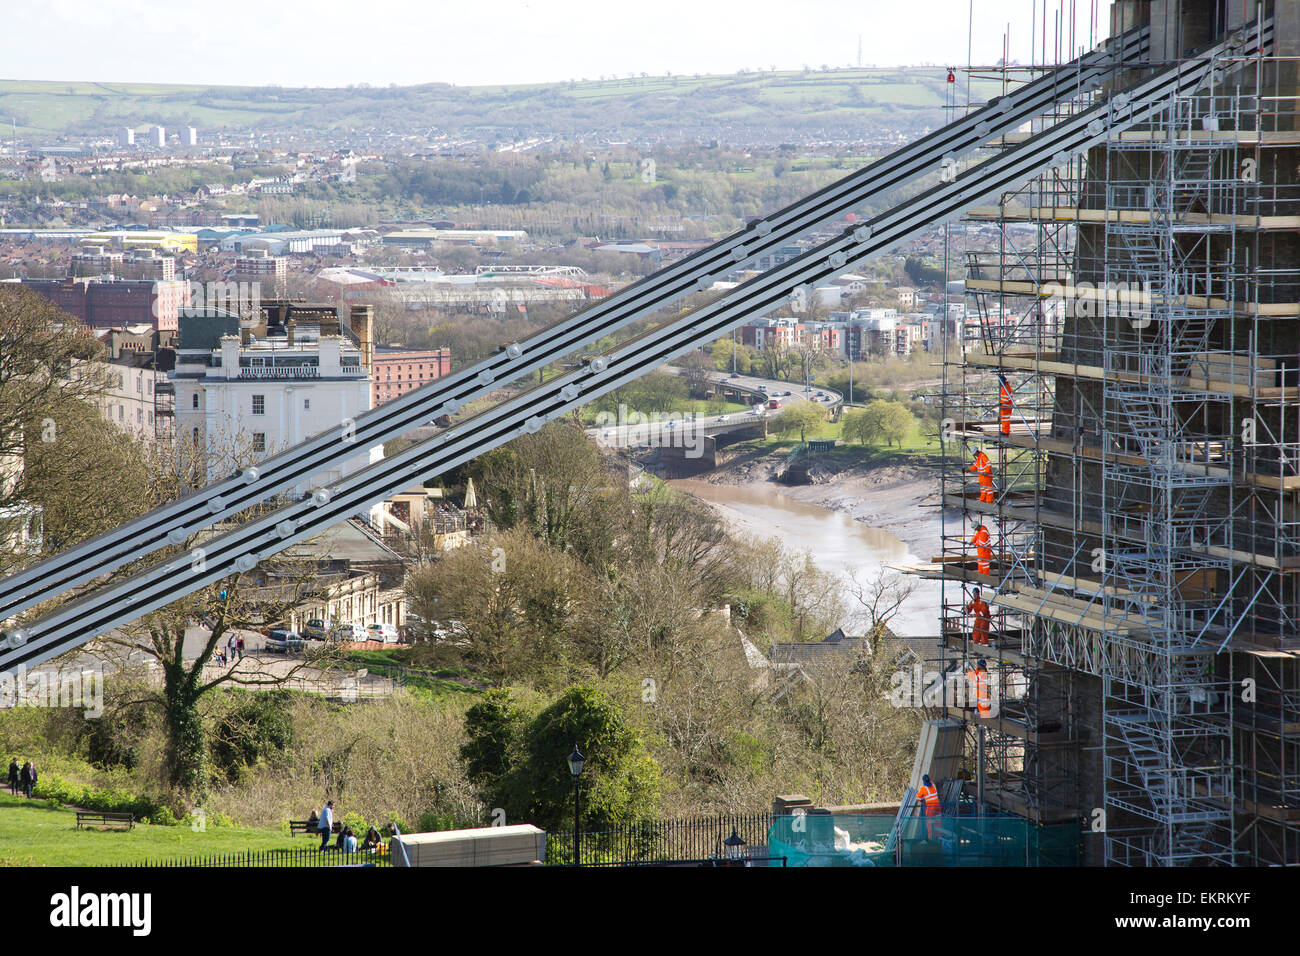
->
<box><xmin>76</xmin><ymin>811</ymin><xmax>134</xmax><ymax>830</ymax></box>
<box><xmin>290</xmin><ymin>818</ymin><xmax>342</xmax><ymax>836</ymax></box>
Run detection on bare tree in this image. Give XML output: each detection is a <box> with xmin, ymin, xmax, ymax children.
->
<box><xmin>845</xmin><ymin>567</ymin><xmax>917</xmax><ymax>655</ymax></box>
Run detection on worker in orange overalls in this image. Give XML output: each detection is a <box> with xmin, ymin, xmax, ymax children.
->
<box><xmin>970</xmin><ymin>447</ymin><xmax>995</xmax><ymax>503</ymax></box>
<box><xmin>966</xmin><ymin>659</ymin><xmax>992</xmax><ymax>718</ymax></box>
<box><xmin>997</xmin><ymin>373</ymin><xmax>1014</xmax><ymax>436</ymax></box>
<box><xmin>970</xmin><ymin>521</ymin><xmax>992</xmax><ymax>575</ymax></box>
<box><xmin>916</xmin><ymin>773</ymin><xmax>941</xmax><ymax>840</ymax></box>
<box><xmin>967</xmin><ymin>587</ymin><xmax>991</xmax><ymax>646</ymax></box>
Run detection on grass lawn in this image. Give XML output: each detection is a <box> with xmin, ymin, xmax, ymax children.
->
<box><xmin>0</xmin><ymin>792</ymin><xmax>317</xmax><ymax>866</ymax></box>
<box><xmin>342</xmin><ymin>648</ymin><xmax>484</xmax><ymax>701</ymax></box>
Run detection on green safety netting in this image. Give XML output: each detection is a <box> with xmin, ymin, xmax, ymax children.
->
<box><xmin>767</xmin><ymin>813</ymin><xmax>1081</xmax><ymax>867</ymax></box>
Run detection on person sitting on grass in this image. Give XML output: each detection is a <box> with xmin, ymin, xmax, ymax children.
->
<box><xmin>362</xmin><ymin>826</ymin><xmax>382</xmax><ymax>852</ymax></box>
<box><xmin>342</xmin><ymin>826</ymin><xmax>358</xmax><ymax>853</ymax></box>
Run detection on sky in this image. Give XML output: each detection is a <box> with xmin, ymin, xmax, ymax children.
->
<box><xmin>6</xmin><ymin>0</ymin><xmax>1110</xmax><ymax>89</ymax></box>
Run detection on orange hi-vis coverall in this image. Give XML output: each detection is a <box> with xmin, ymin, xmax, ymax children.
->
<box><xmin>966</xmin><ymin>666</ymin><xmax>992</xmax><ymax>717</ymax></box>
<box><xmin>971</xmin><ymin>523</ymin><xmax>992</xmax><ymax>575</ymax></box>
<box><xmin>967</xmin><ymin>595</ymin><xmax>991</xmax><ymax>645</ymax></box>
<box><xmin>971</xmin><ymin>450</ymin><xmax>995</xmax><ymax>503</ymax></box>
<box><xmin>998</xmin><ymin>374</ymin><xmax>1013</xmax><ymax>436</ymax></box>
<box><xmin>916</xmin><ymin>782</ymin><xmax>941</xmax><ymax>837</ymax></box>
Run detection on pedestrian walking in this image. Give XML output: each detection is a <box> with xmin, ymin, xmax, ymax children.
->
<box><xmin>237</xmin><ymin>635</ymin><xmax>245</xmax><ymax>660</ymax></box>
<box><xmin>19</xmin><ymin>761</ymin><xmax>32</xmax><ymax>799</ymax></box>
<box><xmin>7</xmin><ymin>758</ymin><xmax>18</xmax><ymax>795</ymax></box>
<box><xmin>317</xmin><ymin>800</ymin><xmax>335</xmax><ymax>851</ymax></box>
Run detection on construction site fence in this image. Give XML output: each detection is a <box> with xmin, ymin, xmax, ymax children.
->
<box><xmin>768</xmin><ymin>813</ymin><xmax>1082</xmax><ymax>867</ymax></box>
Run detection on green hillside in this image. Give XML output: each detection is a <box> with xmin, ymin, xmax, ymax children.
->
<box><xmin>0</xmin><ymin>70</ymin><xmax>1003</xmax><ymax>140</ymax></box>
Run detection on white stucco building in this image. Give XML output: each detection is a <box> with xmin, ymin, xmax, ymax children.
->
<box><xmin>171</xmin><ymin>315</ymin><xmax>380</xmax><ymax>493</ymax></box>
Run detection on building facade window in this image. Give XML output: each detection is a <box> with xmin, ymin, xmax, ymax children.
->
<box><xmin>252</xmin><ymin>433</ymin><xmax>266</xmax><ymax>453</ymax></box>
<box><xmin>192</xmin><ymin>393</ymin><xmax>199</xmax><ymax>408</ymax></box>
<box><xmin>252</xmin><ymin>394</ymin><xmax>265</xmax><ymax>415</ymax></box>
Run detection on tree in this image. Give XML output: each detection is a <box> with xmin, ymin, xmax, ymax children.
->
<box><xmin>461</xmin><ymin>684</ymin><xmax>661</xmax><ymax>840</ymax></box>
<box><xmin>0</xmin><ymin>287</ymin><xmax>113</xmax><ymax>540</ymax></box>
<box><xmin>675</xmin><ymin>351</ymin><xmax>714</xmax><ymax>398</ymax></box>
<box><xmin>404</xmin><ymin>527</ymin><xmax>592</xmax><ymax>682</ymax></box>
<box><xmin>772</xmin><ymin>402</ymin><xmax>826</xmax><ymax>444</ymax></box>
<box><xmin>95</xmin><ymin>541</ymin><xmax>338</xmax><ymax>803</ymax></box>
<box><xmin>862</xmin><ymin>399</ymin><xmax>915</xmax><ymax>448</ymax></box>
<box><xmin>845</xmin><ymin>567</ymin><xmax>917</xmax><ymax>654</ymax></box>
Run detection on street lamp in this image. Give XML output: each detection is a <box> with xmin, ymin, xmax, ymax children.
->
<box><xmin>723</xmin><ymin>827</ymin><xmax>748</xmax><ymax>864</ymax></box>
<box><xmin>568</xmin><ymin>745</ymin><xmax>585</xmax><ymax>865</ymax></box>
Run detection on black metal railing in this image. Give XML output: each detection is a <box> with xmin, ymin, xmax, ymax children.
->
<box><xmin>546</xmin><ymin>812</ymin><xmax>775</xmax><ymax>866</ymax></box>
<box><xmin>126</xmin><ymin>847</ymin><xmax>393</xmax><ymax>867</ymax></box>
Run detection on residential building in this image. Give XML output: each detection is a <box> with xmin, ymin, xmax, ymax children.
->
<box><xmin>371</xmin><ymin>347</ymin><xmax>452</xmax><ymax>406</ymax></box>
<box><xmin>20</xmin><ymin>276</ymin><xmax>189</xmax><ymax>332</ymax></box>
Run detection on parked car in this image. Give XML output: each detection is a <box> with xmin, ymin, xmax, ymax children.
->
<box><xmin>366</xmin><ymin>622</ymin><xmax>400</xmax><ymax>644</ymax></box>
<box><xmin>329</xmin><ymin>622</ymin><xmax>362</xmax><ymax>642</ymax></box>
<box><xmin>264</xmin><ymin>629</ymin><xmax>306</xmax><ymax>653</ymax></box>
<box><xmin>304</xmin><ymin>618</ymin><xmax>333</xmax><ymax>641</ymax></box>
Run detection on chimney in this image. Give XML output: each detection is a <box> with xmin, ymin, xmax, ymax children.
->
<box><xmin>350</xmin><ymin>304</ymin><xmax>374</xmax><ymax>372</ymax></box>
<box><xmin>287</xmin><ymin>317</ymin><xmax>296</xmax><ymax>347</ymax></box>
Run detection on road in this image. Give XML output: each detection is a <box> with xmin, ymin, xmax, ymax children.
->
<box><xmin>589</xmin><ymin>367</ymin><xmax>842</xmax><ymax>449</ymax></box>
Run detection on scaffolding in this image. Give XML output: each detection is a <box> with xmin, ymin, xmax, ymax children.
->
<box><xmin>935</xmin><ymin>24</ymin><xmax>1300</xmax><ymax>865</ymax></box>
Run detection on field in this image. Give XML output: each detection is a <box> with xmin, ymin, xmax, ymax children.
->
<box><xmin>0</xmin><ymin>70</ymin><xmax>1004</xmax><ymax>140</ymax></box>
<box><xmin>0</xmin><ymin>792</ymin><xmax>311</xmax><ymax>867</ymax></box>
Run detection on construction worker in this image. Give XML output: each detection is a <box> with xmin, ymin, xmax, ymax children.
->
<box><xmin>916</xmin><ymin>773</ymin><xmax>941</xmax><ymax>839</ymax></box>
<box><xmin>967</xmin><ymin>587</ymin><xmax>991</xmax><ymax>646</ymax></box>
<box><xmin>997</xmin><ymin>373</ymin><xmax>1014</xmax><ymax>436</ymax></box>
<box><xmin>970</xmin><ymin>521</ymin><xmax>992</xmax><ymax>575</ymax></box>
<box><xmin>970</xmin><ymin>446</ymin><xmax>995</xmax><ymax>503</ymax></box>
<box><xmin>966</xmin><ymin>659</ymin><xmax>993</xmax><ymax>718</ymax></box>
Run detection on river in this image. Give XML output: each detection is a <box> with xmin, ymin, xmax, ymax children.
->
<box><xmin>670</xmin><ymin>479</ymin><xmax>944</xmax><ymax>638</ymax></box>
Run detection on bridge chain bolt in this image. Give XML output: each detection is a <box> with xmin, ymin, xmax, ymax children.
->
<box><xmin>560</xmin><ymin>384</ymin><xmax>581</xmax><ymax>402</ymax></box>
<box><xmin>276</xmin><ymin>520</ymin><xmax>296</xmax><ymax>539</ymax></box>
<box><xmin>506</xmin><ymin>343</ymin><xmax>523</xmax><ymax>359</ymax></box>
<box><xmin>589</xmin><ymin>357</ymin><xmax>609</xmax><ymax>373</ymax></box>
<box><xmin>235</xmin><ymin>555</ymin><xmax>257</xmax><ymax>573</ymax></box>
<box><xmin>241</xmin><ymin>467</ymin><xmax>259</xmax><ymax>485</ymax></box>
<box><xmin>853</xmin><ymin>225</ymin><xmax>873</xmax><ymax>243</ymax></box>
<box><xmin>167</xmin><ymin>528</ymin><xmax>188</xmax><ymax>545</ymax></box>
<box><xmin>207</xmin><ymin>497</ymin><xmax>225</xmax><ymax>515</ymax></box>
<box><xmin>523</xmin><ymin>417</ymin><xmax>544</xmax><ymax>434</ymax></box>
<box><xmin>5</xmin><ymin>629</ymin><xmax>28</xmax><ymax>649</ymax></box>
<box><xmin>312</xmin><ymin>488</ymin><xmax>332</xmax><ymax>507</ymax></box>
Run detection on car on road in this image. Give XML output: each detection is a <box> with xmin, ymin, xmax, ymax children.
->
<box><xmin>304</xmin><ymin>618</ymin><xmax>333</xmax><ymax>641</ymax></box>
<box><xmin>264</xmin><ymin>629</ymin><xmax>307</xmax><ymax>653</ymax></box>
<box><xmin>729</xmin><ymin>373</ymin><xmax>740</xmax><ymax>378</ymax></box>
<box><xmin>757</xmin><ymin>384</ymin><xmax>767</xmax><ymax>391</ymax></box>
<box><xmin>784</xmin><ymin>390</ymin><xmax>793</xmax><ymax>396</ymax></box>
<box><xmin>366</xmin><ymin>622</ymin><xmax>400</xmax><ymax>644</ymax></box>
<box><xmin>816</xmin><ymin>391</ymin><xmax>825</xmax><ymax>397</ymax></box>
<box><xmin>767</xmin><ymin>398</ymin><xmax>781</xmax><ymax>410</ymax></box>
<box><xmin>329</xmin><ymin>622</ymin><xmax>363</xmax><ymax>642</ymax></box>
<box><xmin>716</xmin><ymin>415</ymin><xmax>727</xmax><ymax>422</ymax></box>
